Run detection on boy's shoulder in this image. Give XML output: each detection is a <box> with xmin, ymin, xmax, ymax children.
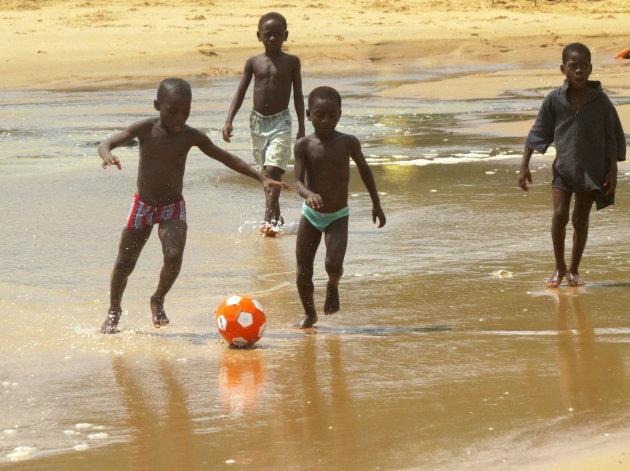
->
<box><xmin>545</xmin><ymin>84</ymin><xmax>565</xmax><ymax>99</ymax></box>
<box><xmin>334</xmin><ymin>130</ymin><xmax>359</xmax><ymax>143</ymax></box>
<box><xmin>128</xmin><ymin>117</ymin><xmax>160</xmax><ymax>134</ymax></box>
<box><xmin>281</xmin><ymin>51</ymin><xmax>301</xmax><ymax>62</ymax></box>
<box><xmin>136</xmin><ymin>117</ymin><xmax>160</xmax><ymax>126</ymax></box>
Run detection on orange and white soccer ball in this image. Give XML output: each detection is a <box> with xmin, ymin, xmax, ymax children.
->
<box><xmin>215</xmin><ymin>295</ymin><xmax>266</xmax><ymax>347</ymax></box>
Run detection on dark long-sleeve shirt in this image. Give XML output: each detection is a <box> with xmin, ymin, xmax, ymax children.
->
<box><xmin>526</xmin><ymin>80</ymin><xmax>626</xmax><ymax>209</ymax></box>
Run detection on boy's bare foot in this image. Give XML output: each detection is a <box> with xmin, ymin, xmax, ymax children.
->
<box><xmin>150</xmin><ymin>296</ymin><xmax>170</xmax><ymax>328</ymax></box>
<box><xmin>324</xmin><ymin>283</ymin><xmax>340</xmax><ymax>314</ymax></box>
<box><xmin>294</xmin><ymin>314</ymin><xmax>318</xmax><ymax>329</ymax></box>
<box><xmin>567</xmin><ymin>273</ymin><xmax>587</xmax><ymax>287</ymax></box>
<box><xmin>101</xmin><ymin>309</ymin><xmax>121</xmax><ymax>334</ymax></box>
<box><xmin>546</xmin><ymin>270</ymin><xmax>565</xmax><ymax>288</ymax></box>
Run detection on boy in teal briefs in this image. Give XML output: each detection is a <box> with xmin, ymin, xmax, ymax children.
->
<box><xmin>301</xmin><ymin>203</ymin><xmax>349</xmax><ymax>232</ymax></box>
<box><xmin>294</xmin><ymin>86</ymin><xmax>386</xmax><ymax>329</ymax></box>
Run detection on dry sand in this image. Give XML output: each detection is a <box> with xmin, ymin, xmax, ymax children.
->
<box><xmin>2</xmin><ymin>0</ymin><xmax>629</xmax><ymax>469</ymax></box>
<box><xmin>1</xmin><ymin>0</ymin><xmax>629</xmax><ymax>94</ymax></box>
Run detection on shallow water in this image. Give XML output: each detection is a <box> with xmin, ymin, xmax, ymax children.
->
<box><xmin>1</xmin><ymin>66</ymin><xmax>630</xmax><ymax>470</ymax></box>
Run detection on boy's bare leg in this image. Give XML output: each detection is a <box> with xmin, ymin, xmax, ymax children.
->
<box><xmin>295</xmin><ymin>216</ymin><xmax>322</xmax><ymax>328</ymax></box>
<box><xmin>151</xmin><ymin>219</ymin><xmax>187</xmax><ymax>328</ymax></box>
<box><xmin>323</xmin><ymin>217</ymin><xmax>348</xmax><ymax>315</ymax></box>
<box><xmin>567</xmin><ymin>192</ymin><xmax>594</xmax><ymax>287</ymax></box>
<box><xmin>101</xmin><ymin>227</ymin><xmax>153</xmax><ymax>334</ymax></box>
<box><xmin>263</xmin><ymin>166</ymin><xmax>284</xmax><ymax>227</ymax></box>
<box><xmin>548</xmin><ymin>188</ymin><xmax>571</xmax><ymax>287</ymax></box>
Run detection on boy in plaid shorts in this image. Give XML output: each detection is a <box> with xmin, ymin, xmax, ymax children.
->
<box><xmin>99</xmin><ymin>78</ymin><xmax>288</xmax><ymax>333</ymax></box>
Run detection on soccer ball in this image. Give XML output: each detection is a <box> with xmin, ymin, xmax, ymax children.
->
<box><xmin>215</xmin><ymin>295</ymin><xmax>266</xmax><ymax>347</ymax></box>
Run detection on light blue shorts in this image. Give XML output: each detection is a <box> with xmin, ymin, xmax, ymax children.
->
<box><xmin>301</xmin><ymin>201</ymin><xmax>349</xmax><ymax>232</ymax></box>
<box><xmin>249</xmin><ymin>109</ymin><xmax>292</xmax><ymax>172</ymax></box>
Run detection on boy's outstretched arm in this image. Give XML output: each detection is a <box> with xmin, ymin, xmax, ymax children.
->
<box><xmin>195</xmin><ymin>129</ymin><xmax>290</xmax><ymax>193</ymax></box>
<box><xmin>292</xmin><ymin>58</ymin><xmax>305</xmax><ymax>140</ymax></box>
<box><xmin>519</xmin><ymin>146</ymin><xmax>534</xmax><ymax>191</ymax></box>
<box><xmin>222</xmin><ymin>59</ymin><xmax>254</xmax><ymax>143</ymax></box>
<box><xmin>350</xmin><ymin>136</ymin><xmax>386</xmax><ymax>228</ymax></box>
<box><xmin>98</xmin><ymin>120</ymin><xmax>148</xmax><ymax>169</ymax></box>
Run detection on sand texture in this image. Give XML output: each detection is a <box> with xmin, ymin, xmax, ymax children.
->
<box><xmin>1</xmin><ymin>0</ymin><xmax>629</xmax><ymax>94</ymax></box>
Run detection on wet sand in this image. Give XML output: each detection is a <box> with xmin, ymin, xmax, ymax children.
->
<box><xmin>3</xmin><ymin>152</ymin><xmax>630</xmax><ymax>470</ymax></box>
<box><xmin>2</xmin><ymin>0</ymin><xmax>630</xmax><ymax>469</ymax></box>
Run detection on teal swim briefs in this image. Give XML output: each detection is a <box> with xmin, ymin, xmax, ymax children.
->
<box><xmin>301</xmin><ymin>201</ymin><xmax>349</xmax><ymax>232</ymax></box>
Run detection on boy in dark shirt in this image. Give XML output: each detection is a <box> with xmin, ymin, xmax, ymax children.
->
<box><xmin>519</xmin><ymin>43</ymin><xmax>626</xmax><ymax>287</ymax></box>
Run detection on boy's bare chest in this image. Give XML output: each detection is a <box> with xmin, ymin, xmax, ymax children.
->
<box><xmin>139</xmin><ymin>133</ymin><xmax>191</xmax><ymax>162</ymax></box>
<box><xmin>307</xmin><ymin>143</ymin><xmax>350</xmax><ymax>169</ymax></box>
<box><xmin>253</xmin><ymin>57</ymin><xmax>292</xmax><ymax>80</ymax></box>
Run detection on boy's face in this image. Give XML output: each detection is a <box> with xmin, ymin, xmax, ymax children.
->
<box><xmin>257</xmin><ymin>19</ymin><xmax>288</xmax><ymax>52</ymax></box>
<box><xmin>561</xmin><ymin>51</ymin><xmax>592</xmax><ymax>89</ymax></box>
<box><xmin>154</xmin><ymin>93</ymin><xmax>191</xmax><ymax>134</ymax></box>
<box><xmin>307</xmin><ymin>97</ymin><xmax>341</xmax><ymax>136</ymax></box>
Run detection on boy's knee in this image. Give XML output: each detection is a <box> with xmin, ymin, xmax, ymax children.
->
<box><xmin>552</xmin><ymin>210</ymin><xmax>570</xmax><ymax>227</ymax></box>
<box><xmin>114</xmin><ymin>256</ymin><xmax>137</xmax><ymax>275</ymax></box>
<box><xmin>572</xmin><ymin>213</ymin><xmax>590</xmax><ymax>230</ymax></box>
<box><xmin>296</xmin><ymin>265</ymin><xmax>313</xmax><ymax>282</ymax></box>
<box><xmin>163</xmin><ymin>247</ymin><xmax>184</xmax><ymax>265</ymax></box>
<box><xmin>325</xmin><ymin>260</ymin><xmax>344</xmax><ymax>278</ymax></box>
<box><xmin>264</xmin><ymin>165</ymin><xmax>283</xmax><ymax>180</ymax></box>
<box><xmin>267</xmin><ymin>186</ymin><xmax>281</xmax><ymax>198</ymax></box>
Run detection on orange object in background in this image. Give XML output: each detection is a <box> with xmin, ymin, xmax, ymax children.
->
<box><xmin>614</xmin><ymin>48</ymin><xmax>630</xmax><ymax>59</ymax></box>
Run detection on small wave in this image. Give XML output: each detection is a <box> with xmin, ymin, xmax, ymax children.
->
<box><xmin>367</xmin><ymin>151</ymin><xmax>520</xmax><ymax>167</ymax></box>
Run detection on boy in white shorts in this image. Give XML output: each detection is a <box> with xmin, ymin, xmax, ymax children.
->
<box><xmin>250</xmin><ymin>108</ymin><xmax>292</xmax><ymax>174</ymax></box>
<box><xmin>223</xmin><ymin>12</ymin><xmax>305</xmax><ymax>235</ymax></box>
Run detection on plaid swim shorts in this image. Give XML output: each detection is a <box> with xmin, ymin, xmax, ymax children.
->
<box><xmin>124</xmin><ymin>194</ymin><xmax>186</xmax><ymax>229</ymax></box>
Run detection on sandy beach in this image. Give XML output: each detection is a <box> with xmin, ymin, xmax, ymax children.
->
<box><xmin>1</xmin><ymin>1</ymin><xmax>630</xmax><ymax>470</ymax></box>
<box><xmin>2</xmin><ymin>0</ymin><xmax>629</xmax><ymax>133</ymax></box>
<box><xmin>1</xmin><ymin>0</ymin><xmax>628</xmax><ymax>91</ymax></box>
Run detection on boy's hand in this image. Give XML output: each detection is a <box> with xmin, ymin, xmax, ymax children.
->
<box><xmin>604</xmin><ymin>170</ymin><xmax>618</xmax><ymax>195</ymax></box>
<box><xmin>296</xmin><ymin>126</ymin><xmax>305</xmax><ymax>140</ymax></box>
<box><xmin>263</xmin><ymin>178</ymin><xmax>292</xmax><ymax>194</ymax></box>
<box><xmin>102</xmin><ymin>154</ymin><xmax>121</xmax><ymax>169</ymax></box>
<box><xmin>518</xmin><ymin>167</ymin><xmax>532</xmax><ymax>191</ymax></box>
<box><xmin>373</xmin><ymin>206</ymin><xmax>386</xmax><ymax>228</ymax></box>
<box><xmin>222</xmin><ymin>123</ymin><xmax>233</xmax><ymax>143</ymax></box>
<box><xmin>306</xmin><ymin>194</ymin><xmax>323</xmax><ymax>210</ymax></box>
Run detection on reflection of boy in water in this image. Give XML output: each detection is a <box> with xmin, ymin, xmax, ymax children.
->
<box><xmin>294</xmin><ymin>87</ymin><xmax>386</xmax><ymax>329</ymax></box>
<box><xmin>519</xmin><ymin>43</ymin><xmax>626</xmax><ymax>287</ymax></box>
<box><xmin>98</xmin><ymin>78</ymin><xmax>288</xmax><ymax>334</ymax></box>
<box><xmin>222</xmin><ymin>12</ymin><xmax>305</xmax><ymax>235</ymax></box>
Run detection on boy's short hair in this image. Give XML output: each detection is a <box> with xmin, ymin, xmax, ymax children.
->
<box><xmin>258</xmin><ymin>12</ymin><xmax>287</xmax><ymax>29</ymax></box>
<box><xmin>562</xmin><ymin>42</ymin><xmax>591</xmax><ymax>63</ymax></box>
<box><xmin>157</xmin><ymin>78</ymin><xmax>192</xmax><ymax>101</ymax></box>
<box><xmin>308</xmin><ymin>86</ymin><xmax>342</xmax><ymax>107</ymax></box>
